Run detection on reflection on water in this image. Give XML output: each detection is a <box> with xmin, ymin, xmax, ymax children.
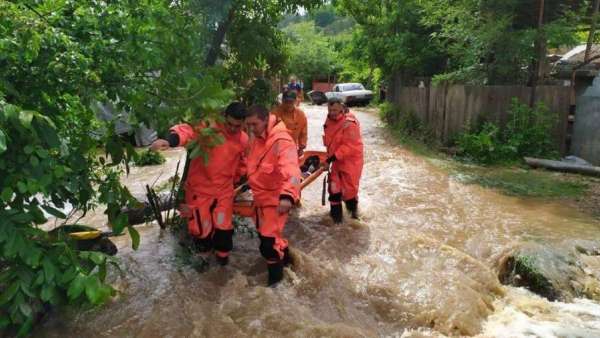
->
<box><xmin>37</xmin><ymin>104</ymin><xmax>600</xmax><ymax>337</ymax></box>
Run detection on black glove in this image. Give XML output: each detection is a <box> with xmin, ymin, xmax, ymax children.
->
<box><xmin>236</xmin><ymin>175</ymin><xmax>248</xmax><ymax>186</ymax></box>
<box><xmin>326</xmin><ymin>155</ymin><xmax>336</xmax><ymax>164</ymax></box>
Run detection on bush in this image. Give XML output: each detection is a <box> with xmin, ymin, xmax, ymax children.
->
<box><xmin>380</xmin><ymin>102</ymin><xmax>434</xmax><ymax>144</ymax></box>
<box><xmin>456</xmin><ymin>123</ymin><xmax>503</xmax><ymax>164</ymax></box>
<box><xmin>456</xmin><ymin>99</ymin><xmax>559</xmax><ymax>164</ymax></box>
<box><xmin>134</xmin><ymin>149</ymin><xmax>165</xmax><ymax>167</ymax></box>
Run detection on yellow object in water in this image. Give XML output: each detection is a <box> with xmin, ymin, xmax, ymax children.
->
<box><xmin>68</xmin><ymin>230</ymin><xmax>102</xmax><ymax>240</ymax></box>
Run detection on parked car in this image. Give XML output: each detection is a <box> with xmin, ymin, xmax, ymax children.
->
<box><xmin>325</xmin><ymin>83</ymin><xmax>373</xmax><ymax>106</ymax></box>
<box><xmin>307</xmin><ymin>90</ymin><xmax>328</xmax><ymax>105</ymax></box>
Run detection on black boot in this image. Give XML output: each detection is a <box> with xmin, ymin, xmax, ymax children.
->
<box><xmin>267</xmin><ymin>262</ymin><xmax>284</xmax><ymax>286</ymax></box>
<box><xmin>215</xmin><ymin>255</ymin><xmax>229</xmax><ymax>266</ymax></box>
<box><xmin>344</xmin><ymin>198</ymin><xmax>359</xmax><ymax>219</ymax></box>
<box><xmin>193</xmin><ymin>237</ymin><xmax>212</xmax><ymax>252</ymax></box>
<box><xmin>330</xmin><ymin>203</ymin><xmax>343</xmax><ymax>223</ymax></box>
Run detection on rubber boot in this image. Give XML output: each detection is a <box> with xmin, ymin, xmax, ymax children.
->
<box><xmin>193</xmin><ymin>236</ymin><xmax>212</xmax><ymax>253</ymax></box>
<box><xmin>215</xmin><ymin>255</ymin><xmax>229</xmax><ymax>266</ymax></box>
<box><xmin>344</xmin><ymin>198</ymin><xmax>359</xmax><ymax>219</ymax></box>
<box><xmin>267</xmin><ymin>262</ymin><xmax>284</xmax><ymax>286</ymax></box>
<box><xmin>330</xmin><ymin>203</ymin><xmax>343</xmax><ymax>223</ymax></box>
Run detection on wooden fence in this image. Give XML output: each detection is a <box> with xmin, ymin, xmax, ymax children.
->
<box><xmin>387</xmin><ymin>80</ymin><xmax>570</xmax><ymax>154</ymax></box>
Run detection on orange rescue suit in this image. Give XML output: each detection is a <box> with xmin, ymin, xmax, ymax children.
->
<box><xmin>323</xmin><ymin>112</ymin><xmax>364</xmax><ymax>201</ymax></box>
<box><xmin>170</xmin><ymin>122</ymin><xmax>247</xmax><ymax>258</ymax></box>
<box><xmin>271</xmin><ymin>105</ymin><xmax>308</xmax><ymax>150</ymax></box>
<box><xmin>247</xmin><ymin>115</ymin><xmax>301</xmax><ymax>263</ymax></box>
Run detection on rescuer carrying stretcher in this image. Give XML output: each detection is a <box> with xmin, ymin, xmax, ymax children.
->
<box><xmin>323</xmin><ymin>97</ymin><xmax>364</xmax><ymax>223</ymax></box>
<box><xmin>150</xmin><ymin>102</ymin><xmax>248</xmax><ymax>266</ymax></box>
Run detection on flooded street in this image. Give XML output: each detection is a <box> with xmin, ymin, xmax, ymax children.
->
<box><xmin>37</xmin><ymin>104</ymin><xmax>600</xmax><ymax>337</ymax></box>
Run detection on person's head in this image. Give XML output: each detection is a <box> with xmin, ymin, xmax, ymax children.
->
<box><xmin>223</xmin><ymin>102</ymin><xmax>247</xmax><ymax>133</ymax></box>
<box><xmin>327</xmin><ymin>97</ymin><xmax>347</xmax><ymax>120</ymax></box>
<box><xmin>290</xmin><ymin>77</ymin><xmax>296</xmax><ymax>84</ymax></box>
<box><xmin>245</xmin><ymin>104</ymin><xmax>270</xmax><ymax>137</ymax></box>
<box><xmin>281</xmin><ymin>91</ymin><xmax>297</xmax><ymax>112</ymax></box>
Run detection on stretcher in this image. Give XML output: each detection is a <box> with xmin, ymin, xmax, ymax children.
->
<box><xmin>62</xmin><ymin>150</ymin><xmax>329</xmax><ymax>251</ymax></box>
<box><xmin>232</xmin><ymin>150</ymin><xmax>328</xmax><ymax>217</ymax></box>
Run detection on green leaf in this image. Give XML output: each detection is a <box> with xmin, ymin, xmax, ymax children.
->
<box><xmin>0</xmin><ymin>281</ymin><xmax>19</xmax><ymax>306</ymax></box>
<box><xmin>1</xmin><ymin>187</ymin><xmax>13</xmax><ymax>202</ymax></box>
<box><xmin>16</xmin><ymin>181</ymin><xmax>27</xmax><ymax>193</ymax></box>
<box><xmin>40</xmin><ymin>284</ymin><xmax>56</xmax><ymax>303</ymax></box>
<box><xmin>30</xmin><ymin>155</ymin><xmax>39</xmax><ymax>166</ymax></box>
<box><xmin>18</xmin><ymin>302</ymin><xmax>32</xmax><ymax>318</ymax></box>
<box><xmin>41</xmin><ymin>205</ymin><xmax>67</xmax><ymax>219</ymax></box>
<box><xmin>88</xmin><ymin>251</ymin><xmax>106</xmax><ymax>265</ymax></box>
<box><xmin>60</xmin><ymin>267</ymin><xmax>78</xmax><ymax>285</ymax></box>
<box><xmin>106</xmin><ymin>138</ymin><xmax>124</xmax><ymax>165</ymax></box>
<box><xmin>67</xmin><ymin>274</ymin><xmax>85</xmax><ymax>301</ymax></box>
<box><xmin>83</xmin><ymin>275</ymin><xmax>105</xmax><ymax>304</ymax></box>
<box><xmin>16</xmin><ymin>315</ymin><xmax>33</xmax><ymax>337</ymax></box>
<box><xmin>189</xmin><ymin>145</ymin><xmax>203</xmax><ymax>160</ymax></box>
<box><xmin>98</xmin><ymin>262</ymin><xmax>107</xmax><ymax>282</ymax></box>
<box><xmin>20</xmin><ymin>282</ymin><xmax>35</xmax><ymax>298</ymax></box>
<box><xmin>128</xmin><ymin>226</ymin><xmax>140</xmax><ymax>250</ymax></box>
<box><xmin>34</xmin><ymin>271</ymin><xmax>44</xmax><ymax>286</ymax></box>
<box><xmin>0</xmin><ymin>316</ymin><xmax>9</xmax><ymax>329</ymax></box>
<box><xmin>111</xmin><ymin>212</ymin><xmax>128</xmax><ymax>235</ymax></box>
<box><xmin>0</xmin><ymin>129</ymin><xmax>6</xmax><ymax>154</ymax></box>
<box><xmin>42</xmin><ymin>257</ymin><xmax>56</xmax><ymax>282</ymax></box>
<box><xmin>34</xmin><ymin>119</ymin><xmax>60</xmax><ymax>148</ymax></box>
<box><xmin>19</xmin><ymin>110</ymin><xmax>34</xmax><ymax>128</ymax></box>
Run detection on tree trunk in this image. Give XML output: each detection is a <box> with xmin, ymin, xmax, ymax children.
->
<box><xmin>530</xmin><ymin>0</ymin><xmax>546</xmax><ymax>106</ymax></box>
<box><xmin>123</xmin><ymin>191</ymin><xmax>175</xmax><ymax>225</ymax></box>
<box><xmin>524</xmin><ymin>157</ymin><xmax>600</xmax><ymax>177</ymax></box>
<box><xmin>204</xmin><ymin>5</ymin><xmax>236</xmax><ymax>67</ymax></box>
<box><xmin>585</xmin><ymin>0</ymin><xmax>600</xmax><ymax>62</ymax></box>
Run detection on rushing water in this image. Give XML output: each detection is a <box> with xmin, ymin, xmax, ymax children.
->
<box><xmin>37</xmin><ymin>104</ymin><xmax>600</xmax><ymax>337</ymax></box>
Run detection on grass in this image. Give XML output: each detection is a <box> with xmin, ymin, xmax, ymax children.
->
<box><xmin>452</xmin><ymin>165</ymin><xmax>589</xmax><ymax>198</ymax></box>
<box><xmin>382</xmin><ymin>116</ymin><xmax>590</xmax><ymax>200</ymax></box>
<box><xmin>385</xmin><ymin>125</ymin><xmax>441</xmax><ymax>158</ymax></box>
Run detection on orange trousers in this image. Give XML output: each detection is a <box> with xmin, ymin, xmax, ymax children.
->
<box><xmin>254</xmin><ymin>206</ymin><xmax>289</xmax><ymax>264</ymax></box>
<box><xmin>328</xmin><ymin>166</ymin><xmax>360</xmax><ymax>203</ymax></box>
<box><xmin>185</xmin><ymin>191</ymin><xmax>234</xmax><ymax>258</ymax></box>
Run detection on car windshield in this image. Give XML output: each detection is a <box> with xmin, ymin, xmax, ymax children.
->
<box><xmin>342</xmin><ymin>83</ymin><xmax>365</xmax><ymax>91</ymax></box>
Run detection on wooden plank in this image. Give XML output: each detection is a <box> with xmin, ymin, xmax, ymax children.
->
<box><xmin>535</xmin><ymin>85</ymin><xmax>570</xmax><ymax>155</ymax></box>
<box><xmin>444</xmin><ymin>85</ymin><xmax>466</xmax><ymax>142</ymax></box>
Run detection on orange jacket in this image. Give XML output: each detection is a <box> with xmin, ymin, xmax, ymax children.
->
<box><xmin>247</xmin><ymin>115</ymin><xmax>302</xmax><ymax>207</ymax></box>
<box><xmin>323</xmin><ymin>112</ymin><xmax>364</xmax><ymax>176</ymax></box>
<box><xmin>170</xmin><ymin>122</ymin><xmax>247</xmax><ymax>198</ymax></box>
<box><xmin>271</xmin><ymin>106</ymin><xmax>307</xmax><ymax>149</ymax></box>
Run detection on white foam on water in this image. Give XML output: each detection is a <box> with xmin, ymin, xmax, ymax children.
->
<box><xmin>479</xmin><ymin>287</ymin><xmax>600</xmax><ymax>338</ymax></box>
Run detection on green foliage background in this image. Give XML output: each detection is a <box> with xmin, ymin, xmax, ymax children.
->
<box><xmin>0</xmin><ymin>0</ymin><xmax>321</xmax><ymax>334</ymax></box>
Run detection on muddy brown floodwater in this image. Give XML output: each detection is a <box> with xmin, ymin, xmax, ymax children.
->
<box><xmin>37</xmin><ymin>104</ymin><xmax>600</xmax><ymax>337</ymax></box>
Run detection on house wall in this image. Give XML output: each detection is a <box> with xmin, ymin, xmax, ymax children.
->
<box><xmin>573</xmin><ymin>76</ymin><xmax>600</xmax><ymax>165</ymax></box>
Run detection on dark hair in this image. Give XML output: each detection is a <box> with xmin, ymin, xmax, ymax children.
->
<box><xmin>247</xmin><ymin>104</ymin><xmax>270</xmax><ymax>121</ymax></box>
<box><xmin>224</xmin><ymin>102</ymin><xmax>248</xmax><ymax>120</ymax></box>
<box><xmin>327</xmin><ymin>97</ymin><xmax>344</xmax><ymax>105</ymax></box>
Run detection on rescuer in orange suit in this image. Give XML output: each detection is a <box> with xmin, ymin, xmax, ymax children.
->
<box><xmin>245</xmin><ymin>104</ymin><xmax>302</xmax><ymax>286</ymax></box>
<box><xmin>271</xmin><ymin>90</ymin><xmax>308</xmax><ymax>157</ymax></box>
<box><xmin>323</xmin><ymin>97</ymin><xmax>364</xmax><ymax>223</ymax></box>
<box><xmin>150</xmin><ymin>102</ymin><xmax>248</xmax><ymax>266</ymax></box>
